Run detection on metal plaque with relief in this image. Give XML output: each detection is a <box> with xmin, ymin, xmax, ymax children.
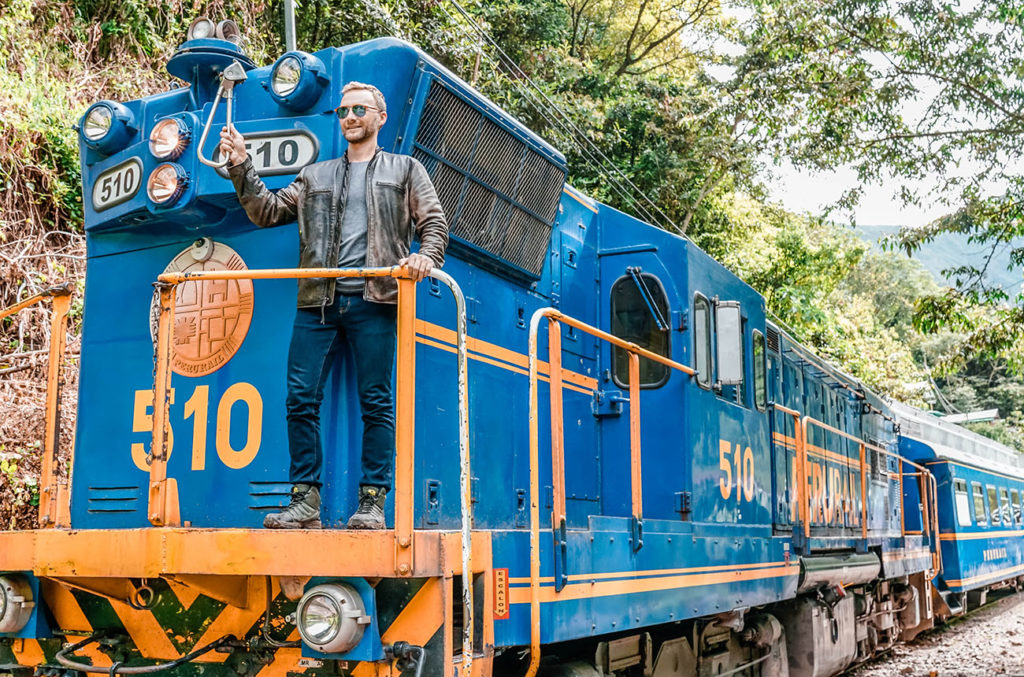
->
<box><xmin>153</xmin><ymin>238</ymin><xmax>254</xmax><ymax>377</ymax></box>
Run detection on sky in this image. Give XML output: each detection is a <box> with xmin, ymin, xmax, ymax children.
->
<box><xmin>767</xmin><ymin>163</ymin><xmax>949</xmax><ymax>228</ymax></box>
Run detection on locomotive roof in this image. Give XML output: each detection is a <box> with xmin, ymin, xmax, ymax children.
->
<box><xmin>890</xmin><ymin>399</ymin><xmax>1024</xmax><ymax>476</ymax></box>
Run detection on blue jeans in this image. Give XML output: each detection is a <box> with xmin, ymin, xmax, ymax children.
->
<box><xmin>286</xmin><ymin>293</ymin><xmax>397</xmax><ymax>489</ymax></box>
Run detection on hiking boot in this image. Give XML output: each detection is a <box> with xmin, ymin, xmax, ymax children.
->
<box><xmin>264</xmin><ymin>484</ymin><xmax>322</xmax><ymax>529</ymax></box>
<box><xmin>346</xmin><ymin>486</ymin><xmax>387</xmax><ymax>529</ymax></box>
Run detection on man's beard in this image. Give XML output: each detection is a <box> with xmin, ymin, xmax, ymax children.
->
<box><xmin>344</xmin><ymin>124</ymin><xmax>372</xmax><ymax>142</ymax></box>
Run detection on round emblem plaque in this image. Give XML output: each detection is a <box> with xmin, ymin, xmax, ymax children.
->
<box><xmin>155</xmin><ymin>239</ymin><xmax>254</xmax><ymax>377</ymax></box>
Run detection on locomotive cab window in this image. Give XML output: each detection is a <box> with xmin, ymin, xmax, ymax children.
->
<box><xmin>987</xmin><ymin>485</ymin><xmax>1001</xmax><ymax>526</ymax></box>
<box><xmin>752</xmin><ymin>330</ymin><xmax>766</xmax><ymax>411</ymax></box>
<box><xmin>611</xmin><ymin>273</ymin><xmax>670</xmax><ymax>388</ymax></box>
<box><xmin>972</xmin><ymin>482</ymin><xmax>987</xmax><ymax>526</ymax></box>
<box><xmin>954</xmin><ymin>479</ymin><xmax>972</xmax><ymax>527</ymax></box>
<box><xmin>694</xmin><ymin>294</ymin><xmax>711</xmax><ymax>388</ymax></box>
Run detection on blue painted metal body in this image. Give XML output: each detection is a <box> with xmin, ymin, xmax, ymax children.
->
<box><xmin>74</xmin><ymin>35</ymin><xmax>949</xmax><ymax>653</ymax></box>
<box><xmin>900</xmin><ymin>434</ymin><xmax>1024</xmax><ymax>594</ymax></box>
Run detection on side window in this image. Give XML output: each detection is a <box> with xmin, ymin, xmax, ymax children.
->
<box><xmin>987</xmin><ymin>485</ymin><xmax>1000</xmax><ymax>527</ymax></box>
<box><xmin>1000</xmin><ymin>488</ymin><xmax>1012</xmax><ymax>525</ymax></box>
<box><xmin>1011</xmin><ymin>488</ymin><xmax>1021</xmax><ymax>526</ymax></box>
<box><xmin>694</xmin><ymin>294</ymin><xmax>711</xmax><ymax>388</ymax></box>
<box><xmin>752</xmin><ymin>330</ymin><xmax>766</xmax><ymax>411</ymax></box>
<box><xmin>954</xmin><ymin>479</ymin><xmax>972</xmax><ymax>527</ymax></box>
<box><xmin>972</xmin><ymin>482</ymin><xmax>988</xmax><ymax>526</ymax></box>
<box><xmin>1019</xmin><ymin>490</ymin><xmax>1024</xmax><ymax>527</ymax></box>
<box><xmin>610</xmin><ymin>273</ymin><xmax>670</xmax><ymax>388</ymax></box>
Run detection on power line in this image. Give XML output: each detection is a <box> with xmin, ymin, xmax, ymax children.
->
<box><xmin>438</xmin><ymin>0</ymin><xmax>687</xmax><ymax>236</ymax></box>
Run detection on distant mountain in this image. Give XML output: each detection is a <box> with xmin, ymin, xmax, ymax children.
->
<box><xmin>856</xmin><ymin>225</ymin><xmax>1023</xmax><ymax>294</ymax></box>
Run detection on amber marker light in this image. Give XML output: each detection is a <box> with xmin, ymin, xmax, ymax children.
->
<box><xmin>146</xmin><ymin>163</ymin><xmax>189</xmax><ymax>205</ymax></box>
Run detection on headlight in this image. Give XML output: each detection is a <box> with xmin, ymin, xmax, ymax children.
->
<box><xmin>188</xmin><ymin>16</ymin><xmax>216</xmax><ymax>41</ymax></box>
<box><xmin>268</xmin><ymin>51</ymin><xmax>329</xmax><ymax>111</ymax></box>
<box><xmin>149</xmin><ymin>118</ymin><xmax>191</xmax><ymax>160</ymax></box>
<box><xmin>147</xmin><ymin>163</ymin><xmax>189</xmax><ymax>205</ymax></box>
<box><xmin>79</xmin><ymin>101</ymin><xmax>136</xmax><ymax>155</ymax></box>
<box><xmin>0</xmin><ymin>575</ymin><xmax>34</xmax><ymax>634</ymax></box>
<box><xmin>271</xmin><ymin>56</ymin><xmax>302</xmax><ymax>97</ymax></box>
<box><xmin>296</xmin><ymin>583</ymin><xmax>370</xmax><ymax>653</ymax></box>
<box><xmin>83</xmin><ymin>106</ymin><xmax>112</xmax><ymax>141</ymax></box>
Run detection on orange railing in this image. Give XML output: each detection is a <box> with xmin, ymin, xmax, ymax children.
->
<box><xmin>794</xmin><ymin>415</ymin><xmax>941</xmax><ymax>575</ymax></box>
<box><xmin>0</xmin><ymin>282</ymin><xmax>74</xmax><ymax>528</ymax></box>
<box><xmin>150</xmin><ymin>266</ymin><xmax>476</xmax><ymax>672</ymax></box>
<box><xmin>525</xmin><ymin>307</ymin><xmax>695</xmax><ymax>677</ymax></box>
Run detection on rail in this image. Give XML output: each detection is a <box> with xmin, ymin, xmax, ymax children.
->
<box><xmin>525</xmin><ymin>307</ymin><xmax>695</xmax><ymax>677</ymax></box>
<box><xmin>150</xmin><ymin>266</ymin><xmax>475</xmax><ymax>672</ymax></box>
<box><xmin>795</xmin><ymin>416</ymin><xmax>941</xmax><ymax>575</ymax></box>
<box><xmin>0</xmin><ymin>282</ymin><xmax>74</xmax><ymax>528</ymax></box>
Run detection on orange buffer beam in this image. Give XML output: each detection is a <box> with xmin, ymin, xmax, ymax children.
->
<box><xmin>0</xmin><ymin>529</ymin><xmax>491</xmax><ymax>580</ymax></box>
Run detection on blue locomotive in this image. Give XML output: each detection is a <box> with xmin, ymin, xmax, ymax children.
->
<box><xmin>0</xmin><ymin>22</ymin><xmax>1021</xmax><ymax>677</ymax></box>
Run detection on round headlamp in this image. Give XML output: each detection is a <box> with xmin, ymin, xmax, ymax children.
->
<box><xmin>147</xmin><ymin>163</ymin><xmax>189</xmax><ymax>206</ymax></box>
<box><xmin>295</xmin><ymin>583</ymin><xmax>370</xmax><ymax>653</ymax></box>
<box><xmin>79</xmin><ymin>101</ymin><xmax>136</xmax><ymax>155</ymax></box>
<box><xmin>268</xmin><ymin>51</ymin><xmax>329</xmax><ymax>111</ymax></box>
<box><xmin>0</xmin><ymin>575</ymin><xmax>34</xmax><ymax>634</ymax></box>
<box><xmin>149</xmin><ymin>118</ymin><xmax>191</xmax><ymax>160</ymax></box>
<box><xmin>188</xmin><ymin>16</ymin><xmax>216</xmax><ymax>41</ymax></box>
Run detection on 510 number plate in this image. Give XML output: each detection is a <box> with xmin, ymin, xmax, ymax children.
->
<box><xmin>215</xmin><ymin>130</ymin><xmax>319</xmax><ymax>178</ymax></box>
<box><xmin>92</xmin><ymin>158</ymin><xmax>143</xmax><ymax>212</ymax></box>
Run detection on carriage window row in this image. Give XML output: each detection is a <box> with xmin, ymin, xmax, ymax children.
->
<box><xmin>957</xmin><ymin>479</ymin><xmax>1024</xmax><ymax>528</ymax></box>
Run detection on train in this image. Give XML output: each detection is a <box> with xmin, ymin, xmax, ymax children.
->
<box><xmin>0</xmin><ymin>20</ymin><xmax>1022</xmax><ymax>677</ymax></box>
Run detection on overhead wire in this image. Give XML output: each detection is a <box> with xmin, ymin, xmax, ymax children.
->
<box><xmin>439</xmin><ymin>0</ymin><xmax>686</xmax><ymax>236</ymax></box>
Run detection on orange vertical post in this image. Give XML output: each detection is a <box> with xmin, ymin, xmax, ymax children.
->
<box><xmin>859</xmin><ymin>443</ymin><xmax>868</xmax><ymax>540</ymax></box>
<box><xmin>898</xmin><ymin>461</ymin><xmax>905</xmax><ymax>538</ymax></box>
<box><xmin>148</xmin><ymin>284</ymin><xmax>179</xmax><ymax>526</ymax></box>
<box><xmin>394</xmin><ymin>277</ymin><xmax>417</xmax><ymax>576</ymax></box>
<box><xmin>38</xmin><ymin>291</ymin><xmax>71</xmax><ymax>528</ymax></box>
<box><xmin>800</xmin><ymin>418</ymin><xmax>810</xmax><ymax>539</ymax></box>
<box><xmin>628</xmin><ymin>352</ymin><xmax>642</xmax><ymax>519</ymax></box>
<box><xmin>548</xmin><ymin>321</ymin><xmax>566</xmax><ymax>529</ymax></box>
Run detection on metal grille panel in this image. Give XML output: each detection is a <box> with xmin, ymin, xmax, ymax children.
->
<box><xmin>413</xmin><ymin>79</ymin><xmax>566</xmax><ymax>277</ymax></box>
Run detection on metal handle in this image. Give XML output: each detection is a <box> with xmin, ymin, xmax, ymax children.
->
<box><xmin>197</xmin><ymin>61</ymin><xmax>248</xmax><ymax>169</ymax></box>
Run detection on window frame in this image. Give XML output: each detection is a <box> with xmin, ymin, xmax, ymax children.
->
<box><xmin>987</xmin><ymin>485</ymin><xmax>1001</xmax><ymax>527</ymax></box>
<box><xmin>693</xmin><ymin>293</ymin><xmax>712</xmax><ymax>390</ymax></box>
<box><xmin>609</xmin><ymin>272</ymin><xmax>672</xmax><ymax>390</ymax></box>
<box><xmin>972</xmin><ymin>482</ymin><xmax>988</xmax><ymax>526</ymax></box>
<box><xmin>1011</xmin><ymin>488</ymin><xmax>1021</xmax><ymax>526</ymax></box>
<box><xmin>954</xmin><ymin>479</ymin><xmax>972</xmax><ymax>527</ymax></box>
<box><xmin>752</xmin><ymin>329</ymin><xmax>767</xmax><ymax>411</ymax></box>
<box><xmin>1000</xmin><ymin>487</ymin><xmax>1012</xmax><ymax>525</ymax></box>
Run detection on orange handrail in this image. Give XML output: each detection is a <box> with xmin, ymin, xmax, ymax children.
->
<box><xmin>0</xmin><ymin>282</ymin><xmax>74</xmax><ymax>528</ymax></box>
<box><xmin>151</xmin><ymin>266</ymin><xmax>476</xmax><ymax>672</ymax></box>
<box><xmin>525</xmin><ymin>307</ymin><xmax>695</xmax><ymax>677</ymax></box>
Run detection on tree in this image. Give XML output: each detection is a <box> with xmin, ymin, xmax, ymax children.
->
<box><xmin>728</xmin><ymin>0</ymin><xmax>1024</xmax><ymax>368</ymax></box>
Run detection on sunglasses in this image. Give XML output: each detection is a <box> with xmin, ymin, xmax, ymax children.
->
<box><xmin>335</xmin><ymin>104</ymin><xmax>379</xmax><ymax>119</ymax></box>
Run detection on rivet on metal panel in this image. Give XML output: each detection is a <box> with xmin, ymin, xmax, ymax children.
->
<box><xmin>399</xmin><ymin>537</ymin><xmax>411</xmax><ymax>548</ymax></box>
<box><xmin>398</xmin><ymin>563</ymin><xmax>410</xmax><ymax>575</ymax></box>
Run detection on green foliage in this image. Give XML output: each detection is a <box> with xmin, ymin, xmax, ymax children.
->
<box><xmin>731</xmin><ymin>0</ymin><xmax>1024</xmax><ymax>368</ymax></box>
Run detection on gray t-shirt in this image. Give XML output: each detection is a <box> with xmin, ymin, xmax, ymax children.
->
<box><xmin>336</xmin><ymin>161</ymin><xmax>369</xmax><ymax>294</ymax></box>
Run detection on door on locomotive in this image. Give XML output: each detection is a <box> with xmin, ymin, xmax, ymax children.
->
<box><xmin>599</xmin><ymin>251</ymin><xmax>682</xmax><ymax>523</ymax></box>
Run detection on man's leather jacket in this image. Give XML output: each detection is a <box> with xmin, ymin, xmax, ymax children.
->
<box><xmin>227</xmin><ymin>148</ymin><xmax>448</xmax><ymax>307</ymax></box>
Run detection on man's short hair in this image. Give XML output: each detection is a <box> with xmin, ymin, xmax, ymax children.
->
<box><xmin>342</xmin><ymin>82</ymin><xmax>387</xmax><ymax>114</ymax></box>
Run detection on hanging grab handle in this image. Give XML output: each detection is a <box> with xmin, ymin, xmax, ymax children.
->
<box><xmin>197</xmin><ymin>60</ymin><xmax>248</xmax><ymax>169</ymax></box>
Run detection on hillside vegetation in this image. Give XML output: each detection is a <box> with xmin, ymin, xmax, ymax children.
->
<box><xmin>1</xmin><ymin>0</ymin><xmax>1021</xmax><ymax>529</ymax></box>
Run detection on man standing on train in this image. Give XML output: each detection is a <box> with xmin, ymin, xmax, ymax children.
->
<box><xmin>218</xmin><ymin>82</ymin><xmax>449</xmax><ymax>530</ymax></box>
